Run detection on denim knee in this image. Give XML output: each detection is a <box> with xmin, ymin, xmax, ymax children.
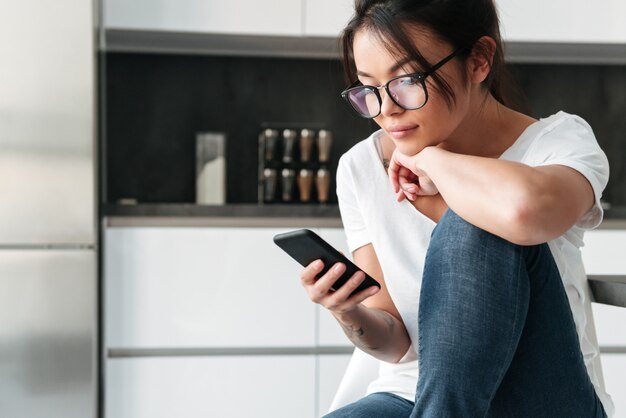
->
<box><xmin>431</xmin><ymin>209</ymin><xmax>491</xmax><ymax>248</ymax></box>
<box><xmin>426</xmin><ymin>209</ymin><xmax>523</xmax><ymax>271</ymax></box>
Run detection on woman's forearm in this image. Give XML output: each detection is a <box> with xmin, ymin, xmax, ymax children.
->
<box><xmin>418</xmin><ymin>147</ymin><xmax>586</xmax><ymax>245</ymax></box>
<box><xmin>332</xmin><ymin>304</ymin><xmax>411</xmax><ymax>363</ymax></box>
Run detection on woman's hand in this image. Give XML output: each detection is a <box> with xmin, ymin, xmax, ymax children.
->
<box><xmin>300</xmin><ymin>259</ymin><xmax>379</xmax><ymax>315</ymax></box>
<box><xmin>388</xmin><ymin>147</ymin><xmax>439</xmax><ymax>201</ymax></box>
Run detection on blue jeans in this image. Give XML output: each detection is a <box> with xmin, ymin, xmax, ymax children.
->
<box><xmin>325</xmin><ymin>209</ymin><xmax>606</xmax><ymax>418</ymax></box>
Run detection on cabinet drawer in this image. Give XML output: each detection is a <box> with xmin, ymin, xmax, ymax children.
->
<box><xmin>105</xmin><ymin>227</ymin><xmax>315</xmax><ymax>348</ymax></box>
<box><xmin>106</xmin><ymin>356</ymin><xmax>315</xmax><ymax>418</ymax></box>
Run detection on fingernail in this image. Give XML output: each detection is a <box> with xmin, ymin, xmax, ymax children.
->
<box><xmin>334</xmin><ymin>263</ymin><xmax>344</xmax><ymax>273</ymax></box>
<box><xmin>315</xmin><ymin>260</ymin><xmax>323</xmax><ymax>269</ymax></box>
<box><xmin>370</xmin><ymin>287</ymin><xmax>379</xmax><ymax>295</ymax></box>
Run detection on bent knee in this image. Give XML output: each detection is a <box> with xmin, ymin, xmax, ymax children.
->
<box><xmin>428</xmin><ymin>209</ymin><xmax>519</xmax><ymax>263</ymax></box>
<box><xmin>431</xmin><ymin>209</ymin><xmax>491</xmax><ymax>246</ymax></box>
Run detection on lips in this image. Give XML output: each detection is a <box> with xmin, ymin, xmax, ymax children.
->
<box><xmin>387</xmin><ymin>125</ymin><xmax>418</xmax><ymax>139</ymax></box>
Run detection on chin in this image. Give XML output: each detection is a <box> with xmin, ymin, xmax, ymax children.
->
<box><xmin>393</xmin><ymin>139</ymin><xmax>429</xmax><ymax>156</ymax></box>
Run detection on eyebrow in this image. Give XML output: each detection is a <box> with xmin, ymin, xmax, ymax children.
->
<box><xmin>356</xmin><ymin>57</ymin><xmax>415</xmax><ymax>78</ymax></box>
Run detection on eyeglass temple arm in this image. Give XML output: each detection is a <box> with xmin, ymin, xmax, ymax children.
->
<box><xmin>423</xmin><ymin>47</ymin><xmax>467</xmax><ymax>78</ymax></box>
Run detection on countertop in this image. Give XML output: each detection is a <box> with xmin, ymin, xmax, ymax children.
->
<box><xmin>103</xmin><ymin>203</ymin><xmax>626</xmax><ymax>229</ymax></box>
<box><xmin>103</xmin><ymin>203</ymin><xmax>343</xmax><ymax>228</ymax></box>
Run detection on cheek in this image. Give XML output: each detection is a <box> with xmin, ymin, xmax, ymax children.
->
<box><xmin>422</xmin><ymin>83</ymin><xmax>468</xmax><ymax>133</ymax></box>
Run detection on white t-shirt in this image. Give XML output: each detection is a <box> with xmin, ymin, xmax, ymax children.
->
<box><xmin>336</xmin><ymin>111</ymin><xmax>614</xmax><ymax>416</ymax></box>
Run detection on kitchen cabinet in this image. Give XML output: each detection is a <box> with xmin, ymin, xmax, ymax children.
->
<box><xmin>582</xmin><ymin>230</ymin><xmax>626</xmax><ymax>347</ymax></box>
<box><xmin>101</xmin><ymin>0</ymin><xmax>626</xmax><ymax>62</ymax></box>
<box><xmin>302</xmin><ymin>0</ymin><xmax>626</xmax><ymax>44</ymax></box>
<box><xmin>318</xmin><ymin>354</ymin><xmax>353</xmax><ymax>415</ymax></box>
<box><xmin>104</xmin><ymin>224</ymin><xmax>355</xmax><ymax>418</ymax></box>
<box><xmin>600</xmin><ymin>354</ymin><xmax>626</xmax><ymax>418</ymax></box>
<box><xmin>581</xmin><ymin>229</ymin><xmax>626</xmax><ymax>415</ymax></box>
<box><xmin>497</xmin><ymin>0</ymin><xmax>626</xmax><ymax>44</ymax></box>
<box><xmin>104</xmin><ymin>227</ymin><xmax>315</xmax><ymax>348</ymax></box>
<box><xmin>103</xmin><ymin>223</ymin><xmax>626</xmax><ymax>417</ymax></box>
<box><xmin>103</xmin><ymin>0</ymin><xmax>303</xmax><ymax>36</ymax></box>
<box><xmin>106</xmin><ymin>356</ymin><xmax>316</xmax><ymax>418</ymax></box>
<box><xmin>304</xmin><ymin>0</ymin><xmax>354</xmax><ymax>37</ymax></box>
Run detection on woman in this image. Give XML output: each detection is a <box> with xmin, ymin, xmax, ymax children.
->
<box><xmin>300</xmin><ymin>0</ymin><xmax>613</xmax><ymax>417</ymax></box>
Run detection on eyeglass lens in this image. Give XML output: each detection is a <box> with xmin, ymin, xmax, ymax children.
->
<box><xmin>346</xmin><ymin>76</ymin><xmax>426</xmax><ymax>118</ymax></box>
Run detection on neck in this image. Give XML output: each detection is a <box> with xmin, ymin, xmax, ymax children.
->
<box><xmin>439</xmin><ymin>93</ymin><xmax>536</xmax><ymax>158</ymax></box>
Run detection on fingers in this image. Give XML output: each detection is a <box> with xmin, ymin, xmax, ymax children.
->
<box><xmin>301</xmin><ymin>260</ymin><xmax>345</xmax><ymax>303</ymax></box>
<box><xmin>324</xmin><ymin>271</ymin><xmax>380</xmax><ymax>312</ymax></box>
<box><xmin>388</xmin><ymin>157</ymin><xmax>400</xmax><ymax>193</ymax></box>
<box><xmin>300</xmin><ymin>259</ymin><xmax>324</xmax><ymax>286</ymax></box>
<box><xmin>312</xmin><ymin>262</ymin><xmax>346</xmax><ymax>298</ymax></box>
<box><xmin>390</xmin><ymin>154</ymin><xmax>420</xmax><ymax>201</ymax></box>
<box><xmin>392</xmin><ymin>166</ymin><xmax>418</xmax><ymax>202</ymax></box>
<box><xmin>300</xmin><ymin>260</ymin><xmax>378</xmax><ymax>312</ymax></box>
<box><xmin>346</xmin><ymin>285</ymin><xmax>380</xmax><ymax>306</ymax></box>
<box><xmin>398</xmin><ymin>169</ymin><xmax>418</xmax><ymax>201</ymax></box>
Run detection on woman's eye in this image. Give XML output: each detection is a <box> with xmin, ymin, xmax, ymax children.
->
<box><xmin>399</xmin><ymin>77</ymin><xmax>418</xmax><ymax>86</ymax></box>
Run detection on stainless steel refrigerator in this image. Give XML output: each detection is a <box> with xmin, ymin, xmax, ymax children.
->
<box><xmin>0</xmin><ymin>0</ymin><xmax>97</xmax><ymax>417</ymax></box>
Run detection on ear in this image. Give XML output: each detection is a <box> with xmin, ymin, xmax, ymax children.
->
<box><xmin>466</xmin><ymin>36</ymin><xmax>497</xmax><ymax>84</ymax></box>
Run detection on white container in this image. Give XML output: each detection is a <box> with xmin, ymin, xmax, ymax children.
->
<box><xmin>196</xmin><ymin>132</ymin><xmax>226</xmax><ymax>205</ymax></box>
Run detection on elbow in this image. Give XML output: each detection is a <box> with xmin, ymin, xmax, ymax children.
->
<box><xmin>387</xmin><ymin>340</ymin><xmax>413</xmax><ymax>364</ymax></box>
<box><xmin>387</xmin><ymin>353</ymin><xmax>405</xmax><ymax>364</ymax></box>
<box><xmin>501</xmin><ymin>196</ymin><xmax>548</xmax><ymax>246</ymax></box>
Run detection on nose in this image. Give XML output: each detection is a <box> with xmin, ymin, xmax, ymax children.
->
<box><xmin>379</xmin><ymin>87</ymin><xmax>403</xmax><ymax>117</ymax></box>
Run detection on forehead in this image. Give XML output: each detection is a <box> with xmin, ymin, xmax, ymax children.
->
<box><xmin>352</xmin><ymin>27</ymin><xmax>444</xmax><ymax>77</ymax></box>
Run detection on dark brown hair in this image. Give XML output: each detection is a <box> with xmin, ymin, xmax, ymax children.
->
<box><xmin>340</xmin><ymin>0</ymin><xmax>523</xmax><ymax>110</ymax></box>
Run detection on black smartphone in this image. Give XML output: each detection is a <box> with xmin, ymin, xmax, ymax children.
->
<box><xmin>273</xmin><ymin>229</ymin><xmax>381</xmax><ymax>296</ymax></box>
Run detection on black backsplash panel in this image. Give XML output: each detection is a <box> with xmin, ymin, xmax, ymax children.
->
<box><xmin>104</xmin><ymin>53</ymin><xmax>626</xmax><ymax>206</ymax></box>
<box><xmin>103</xmin><ymin>53</ymin><xmax>376</xmax><ymax>204</ymax></box>
<box><xmin>511</xmin><ymin>64</ymin><xmax>626</xmax><ymax>207</ymax></box>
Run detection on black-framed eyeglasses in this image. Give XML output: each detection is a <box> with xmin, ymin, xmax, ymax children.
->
<box><xmin>341</xmin><ymin>47</ymin><xmax>466</xmax><ymax>119</ymax></box>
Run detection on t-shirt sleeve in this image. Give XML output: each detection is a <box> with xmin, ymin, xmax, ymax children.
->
<box><xmin>336</xmin><ymin>154</ymin><xmax>372</xmax><ymax>253</ymax></box>
<box><xmin>528</xmin><ymin>115</ymin><xmax>609</xmax><ymax>230</ymax></box>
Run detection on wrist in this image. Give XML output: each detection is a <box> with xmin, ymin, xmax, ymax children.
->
<box><xmin>416</xmin><ymin>146</ymin><xmax>444</xmax><ymax>173</ymax></box>
<box><xmin>333</xmin><ymin>303</ymin><xmax>366</xmax><ymax>325</ymax></box>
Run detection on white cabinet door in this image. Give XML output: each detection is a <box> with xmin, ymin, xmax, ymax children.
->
<box><xmin>105</xmin><ymin>227</ymin><xmax>315</xmax><ymax>348</ymax></box>
<box><xmin>316</xmin><ymin>228</ymin><xmax>354</xmax><ymax>347</ymax></box>
<box><xmin>582</xmin><ymin>230</ymin><xmax>626</xmax><ymax>347</ymax></box>
<box><xmin>304</xmin><ymin>0</ymin><xmax>626</xmax><ymax>43</ymax></box>
<box><xmin>304</xmin><ymin>0</ymin><xmax>354</xmax><ymax>37</ymax></box>
<box><xmin>106</xmin><ymin>356</ymin><xmax>316</xmax><ymax>418</ymax></box>
<box><xmin>600</xmin><ymin>354</ymin><xmax>626</xmax><ymax>418</ymax></box>
<box><xmin>104</xmin><ymin>0</ymin><xmax>303</xmax><ymax>36</ymax></box>
<box><xmin>581</xmin><ymin>230</ymin><xmax>626</xmax><ymax>275</ymax></box>
<box><xmin>318</xmin><ymin>355</ymin><xmax>353</xmax><ymax>415</ymax></box>
<box><xmin>497</xmin><ymin>0</ymin><xmax>626</xmax><ymax>43</ymax></box>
